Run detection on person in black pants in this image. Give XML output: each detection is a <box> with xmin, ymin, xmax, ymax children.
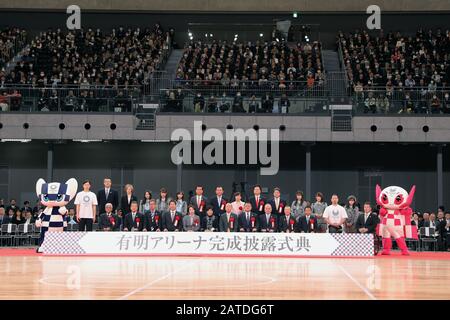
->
<box><xmin>74</xmin><ymin>180</ymin><xmax>98</xmax><ymax>232</ymax></box>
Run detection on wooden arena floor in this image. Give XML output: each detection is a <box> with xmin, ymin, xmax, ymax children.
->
<box><xmin>0</xmin><ymin>249</ymin><xmax>449</xmax><ymax>300</ymax></box>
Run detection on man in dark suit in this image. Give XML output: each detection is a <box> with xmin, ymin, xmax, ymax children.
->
<box><xmin>296</xmin><ymin>206</ymin><xmax>320</xmax><ymax>233</ymax></box>
<box><xmin>355</xmin><ymin>202</ymin><xmax>379</xmax><ymax>234</ymax></box>
<box><xmin>258</xmin><ymin>204</ymin><xmax>278</xmax><ymax>232</ymax></box>
<box><xmin>99</xmin><ymin>203</ymin><xmax>120</xmax><ymax>231</ymax></box>
<box><xmin>209</xmin><ymin>186</ymin><xmax>228</xmax><ymax>217</ymax></box>
<box><xmin>238</xmin><ymin>203</ymin><xmax>258</xmax><ymax>232</ymax></box>
<box><xmin>219</xmin><ymin>203</ymin><xmax>238</xmax><ymax>232</ymax></box>
<box><xmin>143</xmin><ymin>199</ymin><xmax>162</xmax><ymax>232</ymax></box>
<box><xmin>97</xmin><ymin>177</ymin><xmax>119</xmax><ymax>215</ymax></box>
<box><xmin>162</xmin><ymin>200</ymin><xmax>183</xmax><ymax>231</ymax></box>
<box><xmin>201</xmin><ymin>206</ymin><xmax>219</xmax><ymax>231</ymax></box>
<box><xmin>278</xmin><ymin>206</ymin><xmax>297</xmax><ymax>233</ymax></box>
<box><xmin>123</xmin><ymin>201</ymin><xmax>145</xmax><ymax>231</ymax></box>
<box><xmin>436</xmin><ymin>210</ymin><xmax>447</xmax><ymax>251</ymax></box>
<box><xmin>268</xmin><ymin>187</ymin><xmax>287</xmax><ymax>218</ymax></box>
<box><xmin>248</xmin><ymin>184</ymin><xmax>266</xmax><ymax>216</ymax></box>
<box><xmin>189</xmin><ymin>185</ymin><xmax>208</xmax><ymax>218</ymax></box>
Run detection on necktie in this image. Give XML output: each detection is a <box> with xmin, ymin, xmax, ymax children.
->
<box><xmin>105</xmin><ymin>189</ymin><xmax>109</xmax><ymax>198</ymax></box>
<box><xmin>197</xmin><ymin>196</ymin><xmax>200</xmax><ymax>207</ymax></box>
<box><xmin>287</xmin><ymin>216</ymin><xmax>289</xmax><ymax>225</ymax></box>
<box><xmin>276</xmin><ymin>198</ymin><xmax>279</xmax><ymax>209</ymax></box>
<box><xmin>218</xmin><ymin>197</ymin><xmax>221</xmax><ymax>206</ymax></box>
<box><xmin>256</xmin><ymin>196</ymin><xmax>259</xmax><ymax>206</ymax></box>
<box><xmin>267</xmin><ymin>215</ymin><xmax>270</xmax><ymax>225</ymax></box>
<box><xmin>171</xmin><ymin>212</ymin><xmax>174</xmax><ymax>221</ymax></box>
<box><xmin>365</xmin><ymin>214</ymin><xmax>368</xmax><ymax>223</ymax></box>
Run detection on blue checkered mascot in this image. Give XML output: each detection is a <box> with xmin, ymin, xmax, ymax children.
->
<box><xmin>35</xmin><ymin>178</ymin><xmax>78</xmax><ymax>253</ymax></box>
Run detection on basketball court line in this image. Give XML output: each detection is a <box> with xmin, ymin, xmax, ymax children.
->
<box><xmin>337</xmin><ymin>264</ymin><xmax>377</xmax><ymax>300</ymax></box>
<box><xmin>116</xmin><ymin>261</ymin><xmax>197</xmax><ymax>300</ymax></box>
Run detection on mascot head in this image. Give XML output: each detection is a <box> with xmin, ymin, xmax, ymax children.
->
<box><xmin>375</xmin><ymin>184</ymin><xmax>415</xmax><ymax>210</ymax></box>
<box><xmin>36</xmin><ymin>178</ymin><xmax>78</xmax><ymax>208</ymax></box>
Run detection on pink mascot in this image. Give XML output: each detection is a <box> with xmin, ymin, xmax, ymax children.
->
<box><xmin>375</xmin><ymin>185</ymin><xmax>418</xmax><ymax>255</ymax></box>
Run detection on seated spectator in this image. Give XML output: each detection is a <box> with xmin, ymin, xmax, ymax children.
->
<box><xmin>206</xmin><ymin>95</ymin><xmax>218</xmax><ymax>113</ymax></box>
<box><xmin>11</xmin><ymin>208</ymin><xmax>25</xmax><ymax>225</ymax></box>
<box><xmin>23</xmin><ymin>211</ymin><xmax>35</xmax><ymax>225</ymax></box>
<box><xmin>248</xmin><ymin>94</ymin><xmax>259</xmax><ymax>113</ymax></box>
<box><xmin>64</xmin><ymin>90</ymin><xmax>78</xmax><ymax>111</ymax></box>
<box><xmin>430</xmin><ymin>94</ymin><xmax>441</xmax><ymax>114</ymax></box>
<box><xmin>443</xmin><ymin>92</ymin><xmax>450</xmax><ymax>114</ymax></box>
<box><xmin>183</xmin><ymin>205</ymin><xmax>200</xmax><ymax>231</ymax></box>
<box><xmin>261</xmin><ymin>93</ymin><xmax>274</xmax><ymax>113</ymax></box>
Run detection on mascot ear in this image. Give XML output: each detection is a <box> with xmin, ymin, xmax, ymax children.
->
<box><xmin>405</xmin><ymin>185</ymin><xmax>416</xmax><ymax>207</ymax></box>
<box><xmin>36</xmin><ymin>178</ymin><xmax>46</xmax><ymax>197</ymax></box>
<box><xmin>375</xmin><ymin>184</ymin><xmax>382</xmax><ymax>205</ymax></box>
<box><xmin>65</xmin><ymin>178</ymin><xmax>78</xmax><ymax>201</ymax></box>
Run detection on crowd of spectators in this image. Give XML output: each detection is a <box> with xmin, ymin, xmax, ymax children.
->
<box><xmin>1</xmin><ymin>180</ymin><xmax>448</xmax><ymax>252</ymax></box>
<box><xmin>339</xmin><ymin>28</ymin><xmax>450</xmax><ymax>114</ymax></box>
<box><xmin>3</xmin><ymin>24</ymin><xmax>169</xmax><ymax>88</ymax></box>
<box><xmin>0</xmin><ymin>27</ymin><xmax>27</xmax><ymax>70</ymax></box>
<box><xmin>175</xmin><ymin>40</ymin><xmax>325</xmax><ymax>94</ymax></box>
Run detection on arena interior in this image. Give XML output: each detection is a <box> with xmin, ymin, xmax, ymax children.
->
<box><xmin>0</xmin><ymin>0</ymin><xmax>449</xmax><ymax>302</ymax></box>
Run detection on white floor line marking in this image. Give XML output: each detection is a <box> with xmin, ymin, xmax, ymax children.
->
<box><xmin>116</xmin><ymin>261</ymin><xmax>195</xmax><ymax>300</ymax></box>
<box><xmin>337</xmin><ymin>265</ymin><xmax>377</xmax><ymax>300</ymax></box>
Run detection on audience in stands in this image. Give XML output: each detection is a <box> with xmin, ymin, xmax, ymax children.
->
<box><xmin>339</xmin><ymin>28</ymin><xmax>450</xmax><ymax>114</ymax></box>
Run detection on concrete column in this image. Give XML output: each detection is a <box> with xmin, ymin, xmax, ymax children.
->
<box><xmin>305</xmin><ymin>145</ymin><xmax>311</xmax><ymax>201</ymax></box>
<box><xmin>437</xmin><ymin>145</ymin><xmax>443</xmax><ymax>207</ymax></box>
<box><xmin>47</xmin><ymin>143</ymin><xmax>53</xmax><ymax>182</ymax></box>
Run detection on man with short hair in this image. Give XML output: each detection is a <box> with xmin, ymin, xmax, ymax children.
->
<box><xmin>248</xmin><ymin>184</ymin><xmax>266</xmax><ymax>216</ymax></box>
<box><xmin>123</xmin><ymin>201</ymin><xmax>144</xmax><ymax>231</ymax></box>
<box><xmin>323</xmin><ymin>194</ymin><xmax>348</xmax><ymax>233</ymax></box>
<box><xmin>219</xmin><ymin>203</ymin><xmax>238</xmax><ymax>232</ymax></box>
<box><xmin>268</xmin><ymin>187</ymin><xmax>287</xmax><ymax>218</ymax></box>
<box><xmin>97</xmin><ymin>177</ymin><xmax>119</xmax><ymax>215</ymax></box>
<box><xmin>99</xmin><ymin>203</ymin><xmax>120</xmax><ymax>231</ymax></box>
<box><xmin>143</xmin><ymin>199</ymin><xmax>162</xmax><ymax>232</ymax></box>
<box><xmin>238</xmin><ymin>202</ymin><xmax>258</xmax><ymax>232</ymax></box>
<box><xmin>189</xmin><ymin>185</ymin><xmax>208</xmax><ymax>217</ymax></box>
<box><xmin>355</xmin><ymin>202</ymin><xmax>379</xmax><ymax>234</ymax></box>
<box><xmin>296</xmin><ymin>206</ymin><xmax>319</xmax><ymax>233</ymax></box>
<box><xmin>209</xmin><ymin>186</ymin><xmax>228</xmax><ymax>217</ymax></box>
<box><xmin>162</xmin><ymin>200</ymin><xmax>183</xmax><ymax>231</ymax></box>
<box><xmin>278</xmin><ymin>206</ymin><xmax>297</xmax><ymax>233</ymax></box>
<box><xmin>74</xmin><ymin>180</ymin><xmax>98</xmax><ymax>232</ymax></box>
<box><xmin>258</xmin><ymin>204</ymin><xmax>278</xmax><ymax>232</ymax></box>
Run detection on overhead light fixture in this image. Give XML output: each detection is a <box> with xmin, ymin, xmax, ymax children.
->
<box><xmin>188</xmin><ymin>32</ymin><xmax>192</xmax><ymax>37</ymax></box>
<box><xmin>1</xmin><ymin>139</ymin><xmax>31</xmax><ymax>143</ymax></box>
<box><xmin>210</xmin><ymin>33</ymin><xmax>213</xmax><ymax>37</ymax></box>
<box><xmin>141</xmin><ymin>139</ymin><xmax>170</xmax><ymax>143</ymax></box>
<box><xmin>259</xmin><ymin>33</ymin><xmax>264</xmax><ymax>37</ymax></box>
<box><xmin>293</xmin><ymin>12</ymin><xmax>298</xmax><ymax>18</ymax></box>
<box><xmin>73</xmin><ymin>139</ymin><xmax>102</xmax><ymax>143</ymax></box>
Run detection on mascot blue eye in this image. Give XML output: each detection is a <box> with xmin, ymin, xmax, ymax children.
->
<box><xmin>43</xmin><ymin>195</ymin><xmax>49</xmax><ymax>202</ymax></box>
<box><xmin>57</xmin><ymin>194</ymin><xmax>64</xmax><ymax>202</ymax></box>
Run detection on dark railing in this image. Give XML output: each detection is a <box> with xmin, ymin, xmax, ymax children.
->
<box><xmin>352</xmin><ymin>87</ymin><xmax>450</xmax><ymax>115</ymax></box>
<box><xmin>0</xmin><ymin>85</ymin><xmax>140</xmax><ymax>113</ymax></box>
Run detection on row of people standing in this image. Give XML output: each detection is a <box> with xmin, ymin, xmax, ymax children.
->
<box><xmin>94</xmin><ymin>179</ymin><xmax>364</xmax><ymax>233</ymax></box>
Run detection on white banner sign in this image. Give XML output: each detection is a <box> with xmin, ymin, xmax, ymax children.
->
<box><xmin>41</xmin><ymin>232</ymin><xmax>374</xmax><ymax>257</ymax></box>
